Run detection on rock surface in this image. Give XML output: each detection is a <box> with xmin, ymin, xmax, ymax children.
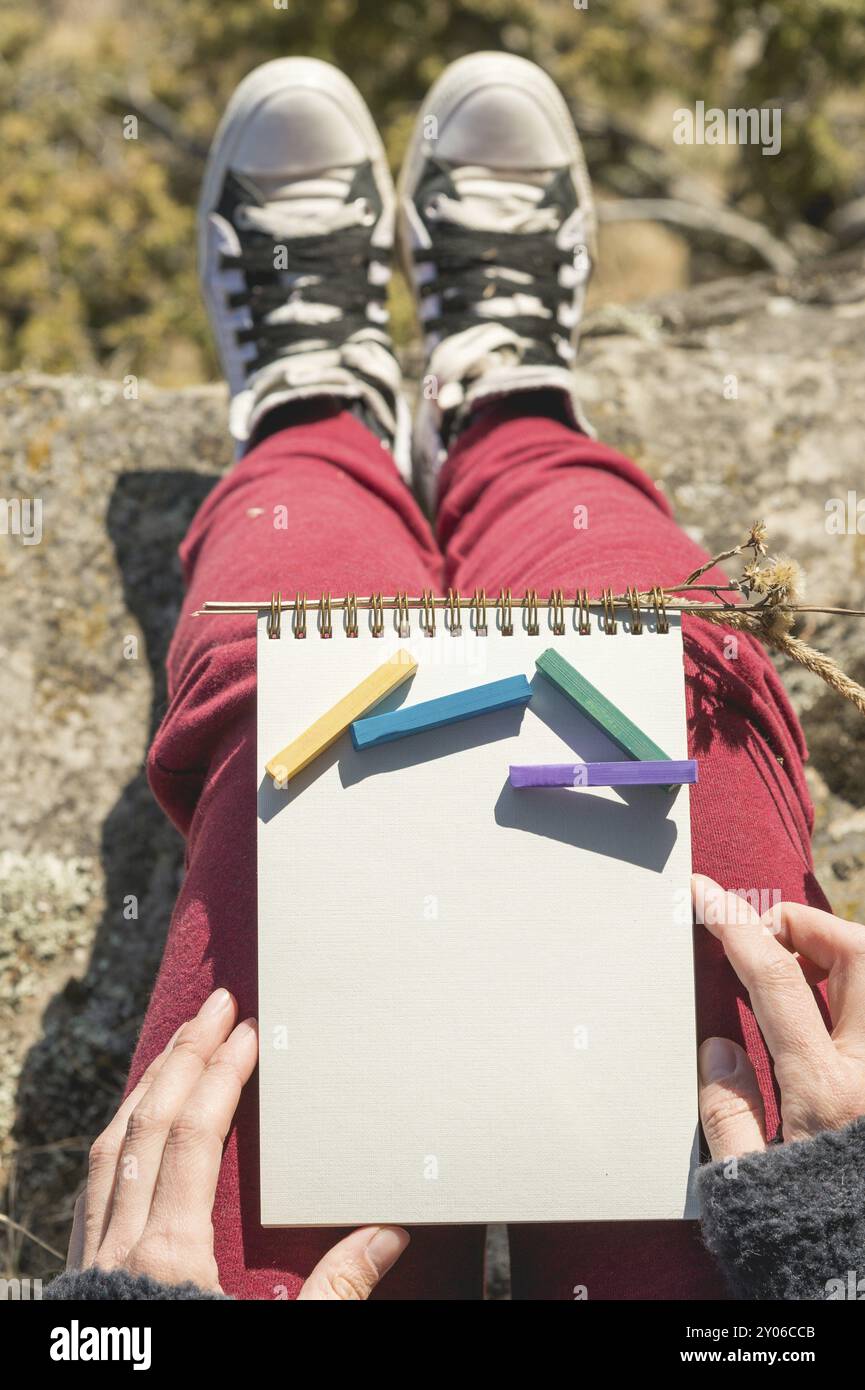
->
<box><xmin>2</xmin><ymin>250</ymin><xmax>864</xmax><ymax>1288</ymax></box>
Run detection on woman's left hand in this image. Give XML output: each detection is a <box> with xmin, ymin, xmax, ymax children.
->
<box><xmin>693</xmin><ymin>873</ymin><xmax>865</xmax><ymax>1161</ymax></box>
<box><xmin>70</xmin><ymin>987</ymin><xmax>409</xmax><ymax>1298</ymax></box>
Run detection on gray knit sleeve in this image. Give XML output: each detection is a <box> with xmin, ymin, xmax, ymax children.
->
<box><xmin>697</xmin><ymin>1115</ymin><xmax>865</xmax><ymax>1300</ymax></box>
<box><xmin>44</xmin><ymin>1267</ymin><xmax>232</xmax><ymax>1300</ymax></box>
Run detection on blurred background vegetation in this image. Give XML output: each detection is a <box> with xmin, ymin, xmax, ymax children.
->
<box><xmin>1</xmin><ymin>0</ymin><xmax>864</xmax><ymax>384</ymax></box>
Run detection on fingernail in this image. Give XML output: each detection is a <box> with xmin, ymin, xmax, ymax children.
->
<box><xmin>699</xmin><ymin>1037</ymin><xmax>738</xmax><ymax>1084</ymax></box>
<box><xmin>364</xmin><ymin>1226</ymin><xmax>409</xmax><ymax>1276</ymax></box>
<box><xmin>200</xmin><ymin>987</ymin><xmax>232</xmax><ymax>1019</ymax></box>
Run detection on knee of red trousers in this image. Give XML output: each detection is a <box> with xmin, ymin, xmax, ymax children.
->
<box><xmin>682</xmin><ymin>628</ymin><xmax>829</xmax><ymax>1143</ymax></box>
<box><xmin>129</xmin><ymin>709</ymin><xmax>259</xmax><ymax>1095</ymax></box>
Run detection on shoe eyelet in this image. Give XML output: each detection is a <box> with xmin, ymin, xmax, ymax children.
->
<box><xmin>354</xmin><ymin>198</ymin><xmax>376</xmax><ymax>227</ymax></box>
<box><xmin>425</xmin><ymin>196</ymin><xmax>442</xmax><ymax>220</ymax></box>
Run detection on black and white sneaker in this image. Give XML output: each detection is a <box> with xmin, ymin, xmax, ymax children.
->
<box><xmin>198</xmin><ymin>58</ymin><xmax>409</xmax><ymax>471</ymax></box>
<box><xmin>398</xmin><ymin>53</ymin><xmax>596</xmax><ymax>505</ymax></box>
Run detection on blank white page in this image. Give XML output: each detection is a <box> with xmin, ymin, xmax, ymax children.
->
<box><xmin>257</xmin><ymin>608</ymin><xmax>698</xmax><ymax>1225</ymax></box>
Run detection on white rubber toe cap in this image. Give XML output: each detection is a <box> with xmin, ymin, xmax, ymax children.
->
<box><xmin>230</xmin><ymin>87</ymin><xmax>368</xmax><ymax>178</ymax></box>
<box><xmin>413</xmin><ymin>52</ymin><xmax>583</xmax><ymax>173</ymax></box>
<box><xmin>436</xmin><ymin>82</ymin><xmax>574</xmax><ymax>169</ymax></box>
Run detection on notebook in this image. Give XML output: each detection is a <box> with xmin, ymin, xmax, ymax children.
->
<box><xmin>256</xmin><ymin>597</ymin><xmax>698</xmax><ymax>1226</ymax></box>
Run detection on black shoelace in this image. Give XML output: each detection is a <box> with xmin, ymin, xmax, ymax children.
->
<box><xmin>218</xmin><ymin>175</ymin><xmax>389</xmax><ymax>373</ymax></box>
<box><xmin>415</xmin><ymin>220</ymin><xmax>572</xmax><ymax>365</ymax></box>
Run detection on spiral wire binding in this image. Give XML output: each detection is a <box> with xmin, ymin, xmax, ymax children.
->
<box><xmin>651</xmin><ymin>585</ymin><xmax>669</xmax><ymax>633</ymax></box>
<box><xmin>524</xmin><ymin>589</ymin><xmax>540</xmax><ymax>636</ymax></box>
<box><xmin>421</xmin><ymin>589</ymin><xmax>436</xmax><ymax>637</ymax></box>
<box><xmin>550</xmin><ymin>588</ymin><xmax>566</xmax><ymax>636</ymax></box>
<box><xmin>601</xmin><ymin>588</ymin><xmax>617</xmax><ymax>634</ymax></box>
<box><xmin>499</xmin><ymin>588</ymin><xmax>513</xmax><ymax>636</ymax></box>
<box><xmin>446</xmin><ymin>588</ymin><xmax>462</xmax><ymax>635</ymax></box>
<box><xmin>576</xmin><ymin>588</ymin><xmax>591</xmax><ymax>635</ymax></box>
<box><xmin>472</xmin><ymin>588</ymin><xmax>488</xmax><ymax>636</ymax></box>
<box><xmin>396</xmin><ymin>591</ymin><xmax>410</xmax><ymax>638</ymax></box>
<box><xmin>627</xmin><ymin>585</ymin><xmax>643</xmax><ymax>635</ymax></box>
<box><xmin>259</xmin><ymin>589</ymin><xmax>675</xmax><ymax>637</ymax></box>
<box><xmin>319</xmin><ymin>592</ymin><xmax>333</xmax><ymax>639</ymax></box>
<box><xmin>371</xmin><ymin>592</ymin><xmax>384</xmax><ymax>637</ymax></box>
<box><xmin>294</xmin><ymin>592</ymin><xmax>307</xmax><ymax>640</ymax></box>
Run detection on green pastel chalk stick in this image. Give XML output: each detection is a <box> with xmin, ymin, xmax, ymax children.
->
<box><xmin>535</xmin><ymin>648</ymin><xmax>672</xmax><ymax>764</ymax></box>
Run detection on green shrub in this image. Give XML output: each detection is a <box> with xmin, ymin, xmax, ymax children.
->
<box><xmin>1</xmin><ymin>0</ymin><xmax>862</xmax><ymax>382</ymax></box>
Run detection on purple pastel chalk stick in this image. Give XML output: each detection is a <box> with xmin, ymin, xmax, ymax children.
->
<box><xmin>509</xmin><ymin>760</ymin><xmax>698</xmax><ymax>788</ymax></box>
<box><xmin>509</xmin><ymin>764</ymin><xmax>578</xmax><ymax>788</ymax></box>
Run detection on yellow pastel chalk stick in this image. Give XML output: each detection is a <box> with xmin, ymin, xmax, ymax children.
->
<box><xmin>266</xmin><ymin>649</ymin><xmax>417</xmax><ymax>785</ymax></box>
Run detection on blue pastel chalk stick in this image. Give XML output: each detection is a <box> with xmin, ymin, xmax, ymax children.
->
<box><xmin>509</xmin><ymin>759</ymin><xmax>697</xmax><ymax>788</ymax></box>
<box><xmin>351</xmin><ymin>675</ymin><xmax>532</xmax><ymax>750</ymax></box>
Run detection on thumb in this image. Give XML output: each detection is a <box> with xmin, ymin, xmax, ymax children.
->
<box><xmin>298</xmin><ymin>1225</ymin><xmax>410</xmax><ymax>1300</ymax></box>
<box><xmin>698</xmin><ymin>1037</ymin><xmax>767</xmax><ymax>1162</ymax></box>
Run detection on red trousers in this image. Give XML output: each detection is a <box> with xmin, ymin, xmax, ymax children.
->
<box><xmin>133</xmin><ymin>399</ymin><xmax>827</xmax><ymax>1299</ymax></box>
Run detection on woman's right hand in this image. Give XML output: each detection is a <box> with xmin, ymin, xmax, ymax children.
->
<box><xmin>70</xmin><ymin>987</ymin><xmax>410</xmax><ymax>1299</ymax></box>
<box><xmin>693</xmin><ymin>874</ymin><xmax>865</xmax><ymax>1160</ymax></box>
